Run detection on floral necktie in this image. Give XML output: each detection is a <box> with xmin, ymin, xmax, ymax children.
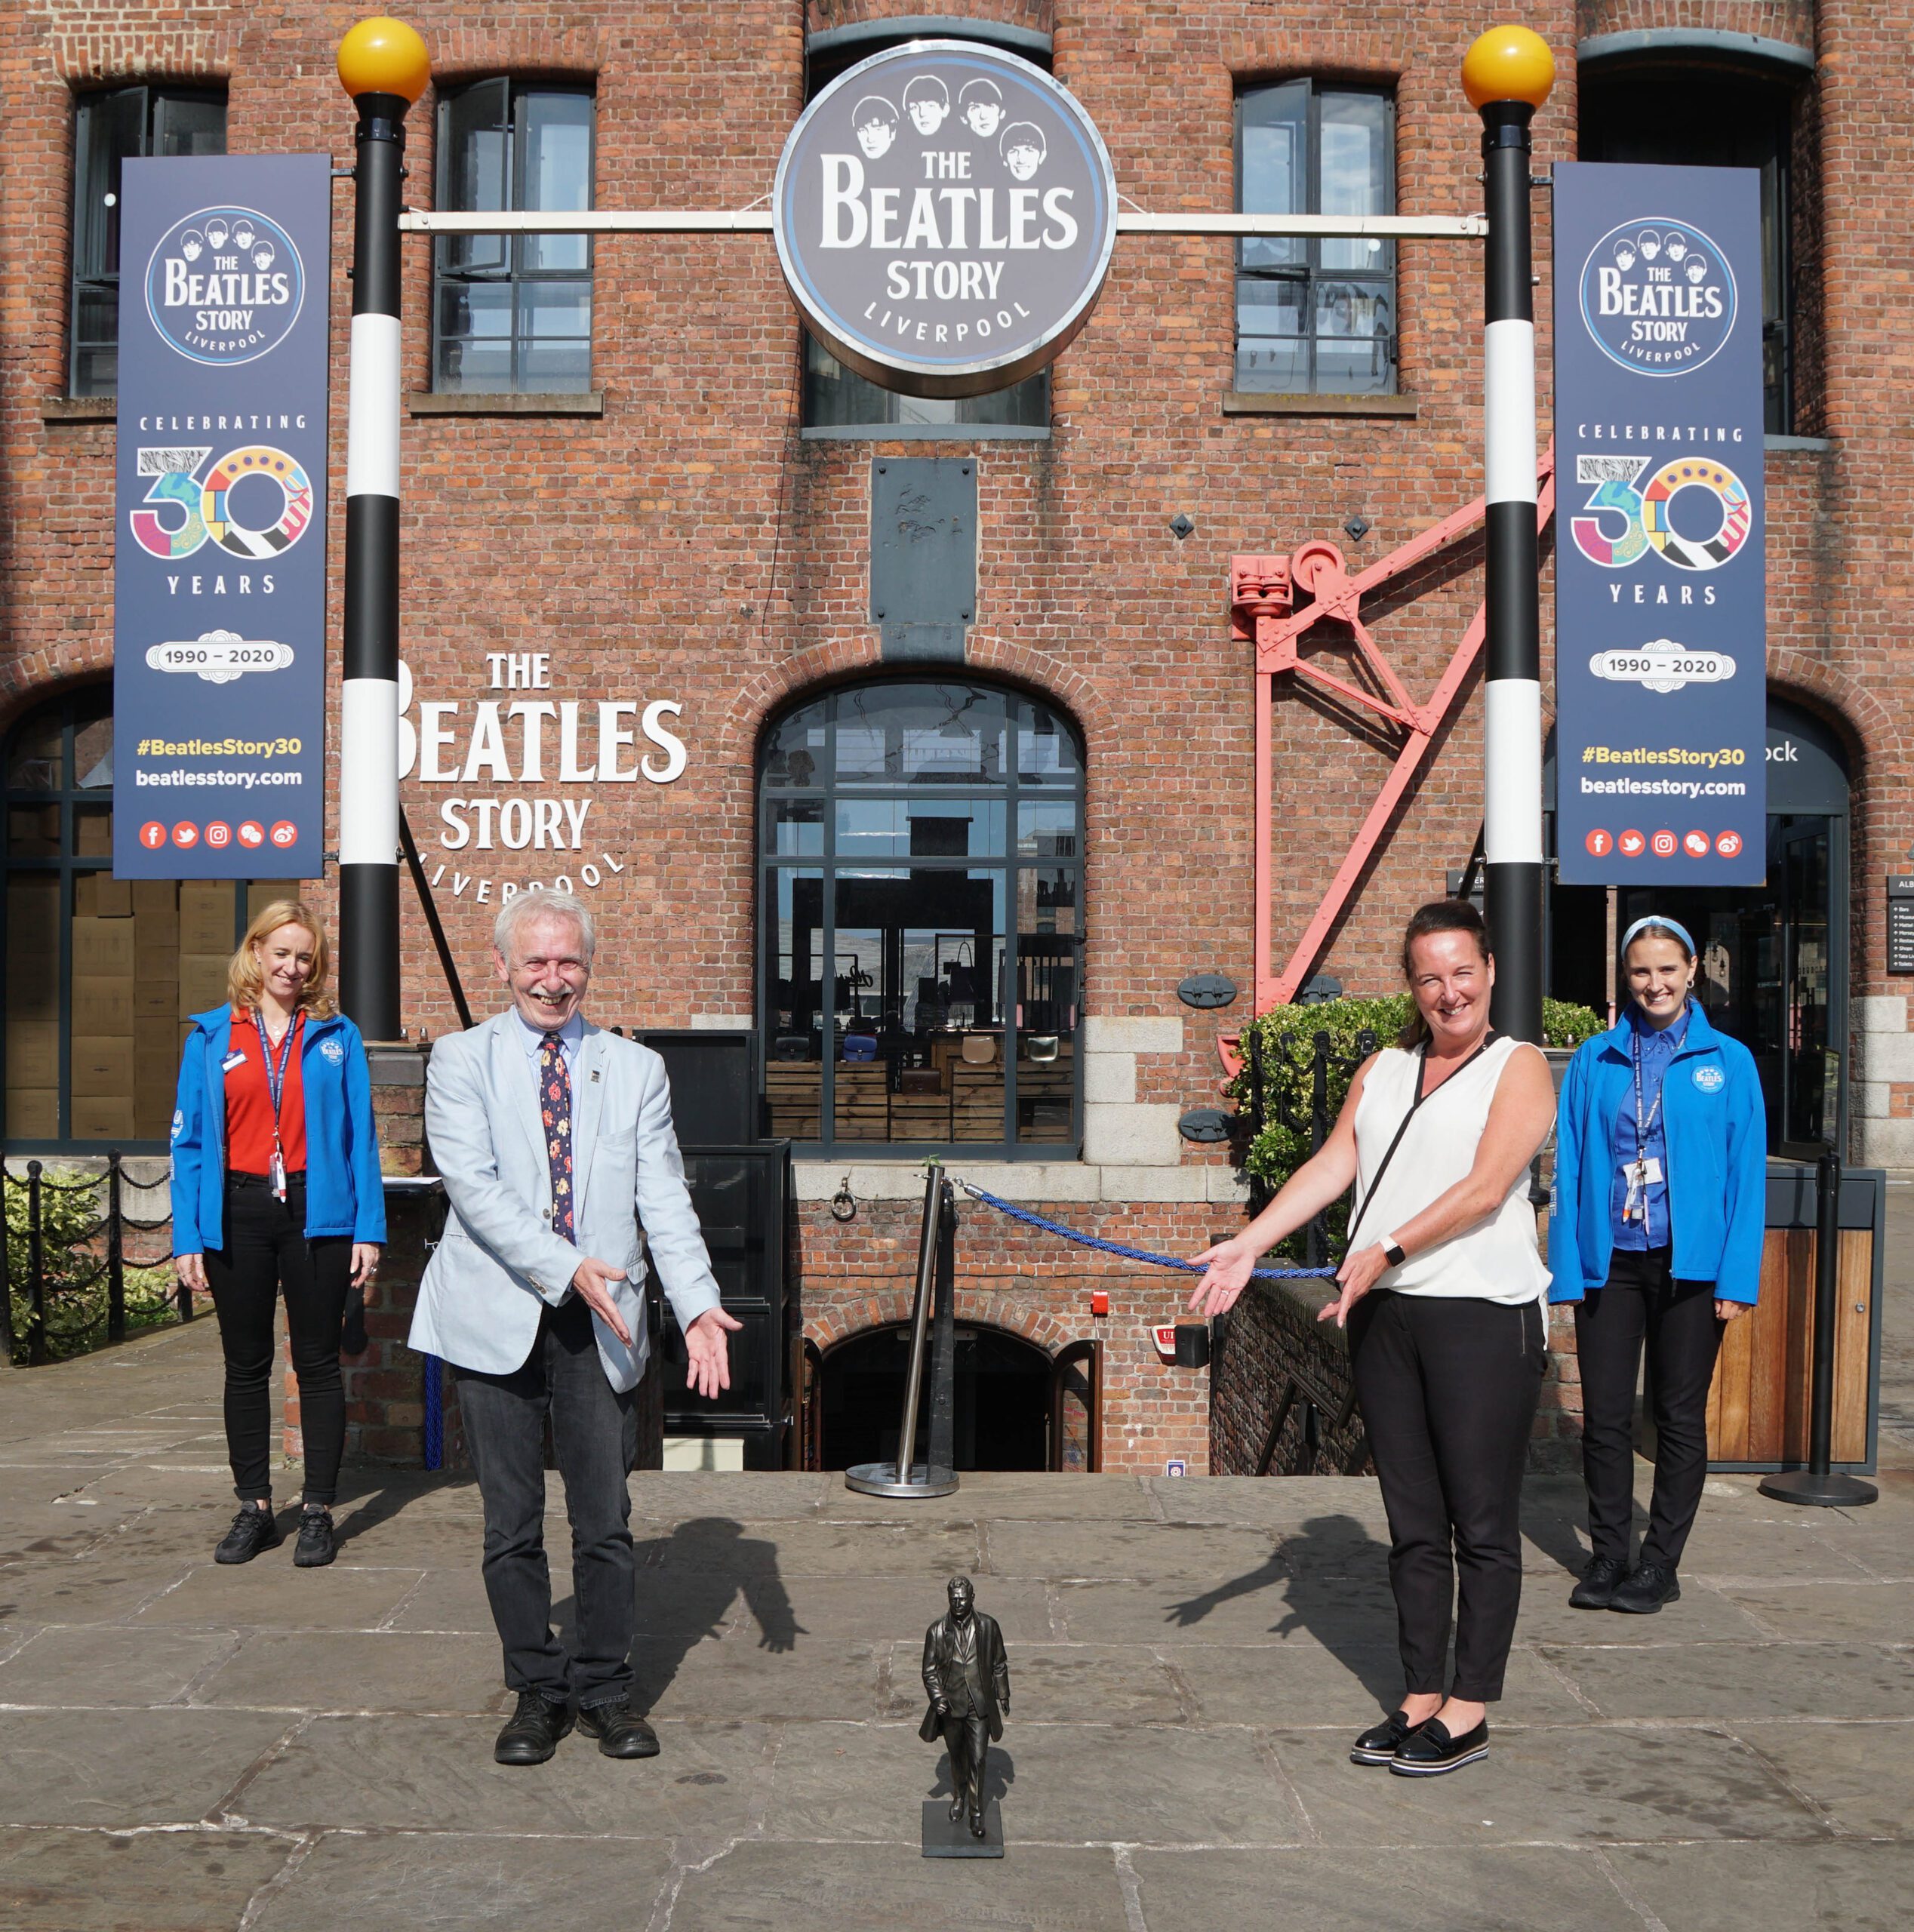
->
<box><xmin>539</xmin><ymin>1036</ymin><xmax>574</xmax><ymax>1241</ymax></box>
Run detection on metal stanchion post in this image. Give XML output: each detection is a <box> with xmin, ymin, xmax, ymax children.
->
<box><xmin>106</xmin><ymin>1151</ymin><xmax>125</xmax><ymax>1345</ymax></box>
<box><xmin>1760</xmin><ymin>1149</ymin><xmax>1877</xmax><ymax>1507</ymax></box>
<box><xmin>845</xmin><ymin>1162</ymin><xmax>959</xmax><ymax>1498</ymax></box>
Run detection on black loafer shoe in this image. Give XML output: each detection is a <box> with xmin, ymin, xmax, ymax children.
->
<box><xmin>494</xmin><ymin>1691</ymin><xmax>574</xmax><ymax>1766</ymax></box>
<box><xmin>1389</xmin><ymin>1716</ymin><xmax>1490</xmax><ymax>1777</ymax></box>
<box><xmin>1569</xmin><ymin>1555</ymin><xmax>1629</xmax><ymax>1610</ymax></box>
<box><xmin>214</xmin><ymin>1505</ymin><xmax>285</xmax><ymax>1564</ymax></box>
<box><xmin>1350</xmin><ymin>1709</ymin><xmax>1429</xmax><ymax>1765</ymax></box>
<box><xmin>293</xmin><ymin>1507</ymin><xmax>336</xmax><ymax>1568</ymax></box>
<box><xmin>1610</xmin><ymin>1561</ymin><xmax>1680</xmax><ymax>1614</ymax></box>
<box><xmin>577</xmin><ymin>1697</ymin><xmax>660</xmax><ymax>1759</ymax></box>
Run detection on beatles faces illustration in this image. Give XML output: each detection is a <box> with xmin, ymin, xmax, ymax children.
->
<box><xmin>850</xmin><ymin>76</ymin><xmax>1045</xmax><ymax>177</ymax></box>
<box><xmin>903</xmin><ymin>74</ymin><xmax>950</xmax><ymax>135</ymax></box>
<box><xmin>854</xmin><ymin>97</ymin><xmax>899</xmax><ymax>158</ymax></box>
<box><xmin>959</xmin><ymin>77</ymin><xmax>1004</xmax><ymax>137</ymax></box>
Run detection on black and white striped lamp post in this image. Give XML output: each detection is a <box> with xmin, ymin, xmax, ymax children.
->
<box><xmin>335</xmin><ymin>18</ymin><xmax>429</xmax><ymax>1038</ymax></box>
<box><xmin>1463</xmin><ymin>26</ymin><xmax>1554</xmax><ymax>1044</ymax></box>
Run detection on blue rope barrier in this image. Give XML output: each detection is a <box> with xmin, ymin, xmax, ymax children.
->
<box><xmin>953</xmin><ymin>1180</ymin><xmax>1338</xmax><ymax>1281</ymax></box>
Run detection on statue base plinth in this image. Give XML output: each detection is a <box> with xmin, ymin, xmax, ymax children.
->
<box><xmin>922</xmin><ymin>1798</ymin><xmax>1002</xmax><ymax>1858</ymax></box>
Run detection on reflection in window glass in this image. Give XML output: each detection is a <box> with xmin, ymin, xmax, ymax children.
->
<box><xmin>759</xmin><ymin>683</ymin><xmax>1083</xmax><ymax>1153</ymax></box>
<box><xmin>434</xmin><ymin>81</ymin><xmax>594</xmax><ymax>393</ymax></box>
<box><xmin>1235</xmin><ymin>81</ymin><xmax>1395</xmax><ymax>395</ymax></box>
<box><xmin>70</xmin><ymin>87</ymin><xmax>227</xmax><ymax>396</ymax></box>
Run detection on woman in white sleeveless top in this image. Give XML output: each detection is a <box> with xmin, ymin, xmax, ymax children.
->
<box><xmin>1189</xmin><ymin>900</ymin><xmax>1556</xmax><ymax>1778</ymax></box>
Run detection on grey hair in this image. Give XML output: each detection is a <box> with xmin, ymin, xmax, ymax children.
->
<box><xmin>493</xmin><ymin>888</ymin><xmax>595</xmax><ymax>963</ymax></box>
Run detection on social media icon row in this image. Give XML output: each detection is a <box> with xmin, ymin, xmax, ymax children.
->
<box><xmin>139</xmin><ymin>820</ymin><xmax>297</xmax><ymax>851</ymax></box>
<box><xmin>1584</xmin><ymin>827</ymin><xmax>1743</xmax><ymax>860</ymax></box>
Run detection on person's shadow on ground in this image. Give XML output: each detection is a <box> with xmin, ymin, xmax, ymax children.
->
<box><xmin>928</xmin><ymin>1743</ymin><xmax>1017</xmax><ymax>1815</ymax></box>
<box><xmin>328</xmin><ymin>1469</ymin><xmax>479</xmax><ymax>1552</ymax></box>
<box><xmin>1165</xmin><ymin>1512</ymin><xmax>1402</xmax><ymax>1706</ymax></box>
<box><xmin>551</xmin><ymin>1518</ymin><xmax>805</xmax><ymax>1712</ymax></box>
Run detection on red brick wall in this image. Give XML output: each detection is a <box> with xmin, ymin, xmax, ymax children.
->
<box><xmin>8</xmin><ymin>2</ymin><xmax>1911</xmax><ymax>1472</ymax></box>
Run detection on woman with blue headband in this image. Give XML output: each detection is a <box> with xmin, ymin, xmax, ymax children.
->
<box><xmin>1549</xmin><ymin>915</ymin><xmax>1766</xmax><ymax>1614</ymax></box>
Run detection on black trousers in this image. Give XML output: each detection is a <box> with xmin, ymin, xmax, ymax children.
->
<box><xmin>203</xmin><ymin>1174</ymin><xmax>352</xmax><ymax>1506</ymax></box>
<box><xmin>940</xmin><ymin>1694</ymin><xmax>989</xmax><ymax>1819</ymax></box>
<box><xmin>1349</xmin><ymin>1292</ymin><xmax>1546</xmax><ymax>1703</ymax></box>
<box><xmin>452</xmin><ymin>1294</ymin><xmax>639</xmax><ymax>1709</ymax></box>
<box><xmin>1574</xmin><ymin>1246</ymin><xmax>1723</xmax><ymax>1572</ymax></box>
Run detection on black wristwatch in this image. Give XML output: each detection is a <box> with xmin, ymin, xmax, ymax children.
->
<box><xmin>1383</xmin><ymin>1239</ymin><xmax>1407</xmax><ymax>1267</ymax></box>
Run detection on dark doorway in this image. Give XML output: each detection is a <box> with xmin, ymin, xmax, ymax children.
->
<box><xmin>819</xmin><ymin>1322</ymin><xmax>1051</xmax><ymax>1472</ymax></box>
<box><xmin>1547</xmin><ymin>697</ymin><xmax>1851</xmax><ymax>1159</ymax></box>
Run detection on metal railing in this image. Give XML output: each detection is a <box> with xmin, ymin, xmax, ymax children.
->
<box><xmin>2</xmin><ymin>1152</ymin><xmax>187</xmax><ymax>1365</ymax></box>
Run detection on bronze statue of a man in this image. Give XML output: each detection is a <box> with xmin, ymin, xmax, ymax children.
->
<box><xmin>919</xmin><ymin>1574</ymin><xmax>1010</xmax><ymax>1837</ymax></box>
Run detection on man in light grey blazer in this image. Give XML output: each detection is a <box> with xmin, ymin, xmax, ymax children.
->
<box><xmin>410</xmin><ymin>891</ymin><xmax>740</xmax><ymax>1767</ymax></box>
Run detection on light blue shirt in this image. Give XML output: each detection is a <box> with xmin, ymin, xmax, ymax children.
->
<box><xmin>1610</xmin><ymin>1002</ymin><xmax>1691</xmax><ymax>1251</ymax></box>
<box><xmin>515</xmin><ymin>1008</ymin><xmax>583</xmax><ymax>1128</ymax></box>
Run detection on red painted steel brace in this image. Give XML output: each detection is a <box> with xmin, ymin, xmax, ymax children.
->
<box><xmin>1220</xmin><ymin>447</ymin><xmax>1556</xmax><ymax>1077</ymax></box>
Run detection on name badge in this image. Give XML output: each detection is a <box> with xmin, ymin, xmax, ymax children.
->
<box><xmin>1623</xmin><ymin>1156</ymin><xmax>1664</xmax><ymax>1186</ymax></box>
<box><xmin>221</xmin><ymin>1050</ymin><xmax>247</xmax><ymax>1072</ymax></box>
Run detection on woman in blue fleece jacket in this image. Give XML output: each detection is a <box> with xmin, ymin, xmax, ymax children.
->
<box><xmin>1549</xmin><ymin>915</ymin><xmax>1766</xmax><ymax>1616</ymax></box>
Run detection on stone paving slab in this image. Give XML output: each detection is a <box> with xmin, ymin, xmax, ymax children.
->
<box><xmin>0</xmin><ymin>1312</ymin><xmax>1909</xmax><ymax>1929</ymax></box>
<box><xmin>251</xmin><ymin>1829</ymin><xmax>679</xmax><ymax>1931</ymax></box>
<box><xmin>239</xmin><ymin>1715</ymin><xmax>773</xmax><ymax>1836</ymax></box>
<box><xmin>0</xmin><ymin>1825</ymin><xmax>295</xmax><ymax>1932</ymax></box>
<box><xmin>1266</xmin><ymin>1721</ymin><xmax>1828</xmax><ymax>1847</ymax></box>
<box><xmin>1733</xmin><ymin>1718</ymin><xmax>1914</xmax><ymax>1838</ymax></box>
<box><xmin>1606</xmin><ymin>1841</ymin><xmax>1914</xmax><ymax>1932</ymax></box>
<box><xmin>1131</xmin><ymin>1845</ymin><xmax>1650</xmax><ymax>1932</ymax></box>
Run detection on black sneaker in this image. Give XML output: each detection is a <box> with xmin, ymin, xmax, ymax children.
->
<box><xmin>1569</xmin><ymin>1555</ymin><xmax>1629</xmax><ymax>1610</ymax></box>
<box><xmin>1350</xmin><ymin>1709</ymin><xmax>1429</xmax><ymax>1766</ymax></box>
<box><xmin>1611</xmin><ymin>1561</ymin><xmax>1681</xmax><ymax>1614</ymax></box>
<box><xmin>294</xmin><ymin>1506</ymin><xmax>337</xmax><ymax>1568</ymax></box>
<box><xmin>214</xmin><ymin>1505</ymin><xmax>285</xmax><ymax>1564</ymax></box>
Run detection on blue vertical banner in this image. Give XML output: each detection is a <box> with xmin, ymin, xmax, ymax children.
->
<box><xmin>112</xmin><ymin>155</ymin><xmax>331</xmax><ymax>879</ymax></box>
<box><xmin>1552</xmin><ymin>162</ymin><xmax>1765</xmax><ymax>884</ymax></box>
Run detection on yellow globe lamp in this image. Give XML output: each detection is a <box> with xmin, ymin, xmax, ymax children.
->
<box><xmin>337</xmin><ymin>17</ymin><xmax>431</xmax><ymax>104</ymax></box>
<box><xmin>1461</xmin><ymin>25</ymin><xmax>1555</xmax><ymax>111</ymax></box>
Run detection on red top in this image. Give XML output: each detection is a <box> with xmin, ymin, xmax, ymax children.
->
<box><xmin>223</xmin><ymin>1009</ymin><xmax>307</xmax><ymax>1178</ymax></box>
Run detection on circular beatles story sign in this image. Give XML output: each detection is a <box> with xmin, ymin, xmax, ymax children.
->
<box><xmin>774</xmin><ymin>42</ymin><xmax>1119</xmax><ymax>398</ymax></box>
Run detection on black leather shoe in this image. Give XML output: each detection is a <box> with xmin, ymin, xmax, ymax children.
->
<box><xmin>1569</xmin><ymin>1555</ymin><xmax>1629</xmax><ymax>1610</ymax></box>
<box><xmin>968</xmin><ymin>1809</ymin><xmax>986</xmax><ymax>1839</ymax></box>
<box><xmin>577</xmin><ymin>1697</ymin><xmax>660</xmax><ymax>1759</ymax></box>
<box><xmin>214</xmin><ymin>1505</ymin><xmax>284</xmax><ymax>1564</ymax></box>
<box><xmin>1350</xmin><ymin>1709</ymin><xmax>1429</xmax><ymax>1766</ymax></box>
<box><xmin>1389</xmin><ymin>1716</ymin><xmax>1490</xmax><ymax>1777</ymax></box>
<box><xmin>494</xmin><ymin>1691</ymin><xmax>574</xmax><ymax>1765</ymax></box>
<box><xmin>293</xmin><ymin>1507</ymin><xmax>336</xmax><ymax>1568</ymax></box>
<box><xmin>1611</xmin><ymin>1561</ymin><xmax>1681</xmax><ymax>1614</ymax></box>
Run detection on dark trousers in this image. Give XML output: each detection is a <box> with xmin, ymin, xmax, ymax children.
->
<box><xmin>940</xmin><ymin>1695</ymin><xmax>989</xmax><ymax>1818</ymax></box>
<box><xmin>1349</xmin><ymin>1292</ymin><xmax>1546</xmax><ymax>1703</ymax></box>
<box><xmin>452</xmin><ymin>1294</ymin><xmax>639</xmax><ymax>1709</ymax></box>
<box><xmin>1574</xmin><ymin>1246</ymin><xmax>1723</xmax><ymax>1572</ymax></box>
<box><xmin>204</xmin><ymin>1174</ymin><xmax>352</xmax><ymax>1506</ymax></box>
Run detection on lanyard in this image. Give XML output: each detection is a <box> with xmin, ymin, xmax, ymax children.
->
<box><xmin>254</xmin><ymin>1011</ymin><xmax>297</xmax><ymax>1199</ymax></box>
<box><xmin>1629</xmin><ymin>1005</ymin><xmax>1691</xmax><ymax>1159</ymax></box>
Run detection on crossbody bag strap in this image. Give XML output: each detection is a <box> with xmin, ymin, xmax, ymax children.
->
<box><xmin>1346</xmin><ymin>1032</ymin><xmax>1497</xmax><ymax>1251</ymax></box>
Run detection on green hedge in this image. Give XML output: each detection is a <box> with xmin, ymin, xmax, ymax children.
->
<box><xmin>1226</xmin><ymin>994</ymin><xmax>1605</xmax><ymax>1259</ymax></box>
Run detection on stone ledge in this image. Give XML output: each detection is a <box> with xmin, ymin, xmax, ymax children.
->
<box><xmin>1222</xmin><ymin>390</ymin><xmax>1417</xmax><ymax>417</ymax></box>
<box><xmin>42</xmin><ymin>397</ymin><xmax>115</xmax><ymax>423</ymax></box>
<box><xmin>408</xmin><ymin>389</ymin><xmax>605</xmax><ymax>416</ymax></box>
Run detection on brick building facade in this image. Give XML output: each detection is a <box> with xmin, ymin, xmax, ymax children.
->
<box><xmin>2</xmin><ymin>1</ymin><xmax>1902</xmax><ymax>1475</ymax></box>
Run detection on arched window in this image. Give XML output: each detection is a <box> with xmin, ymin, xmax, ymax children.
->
<box><xmin>2</xmin><ymin>687</ymin><xmax>257</xmax><ymax>1149</ymax></box>
<box><xmin>759</xmin><ymin>679</ymin><xmax>1083</xmax><ymax>1156</ymax></box>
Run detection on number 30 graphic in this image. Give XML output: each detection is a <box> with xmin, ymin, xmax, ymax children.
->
<box><xmin>130</xmin><ymin>445</ymin><xmax>313</xmax><ymax>562</ymax></box>
<box><xmin>1570</xmin><ymin>454</ymin><xmax>1752</xmax><ymax>572</ymax></box>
